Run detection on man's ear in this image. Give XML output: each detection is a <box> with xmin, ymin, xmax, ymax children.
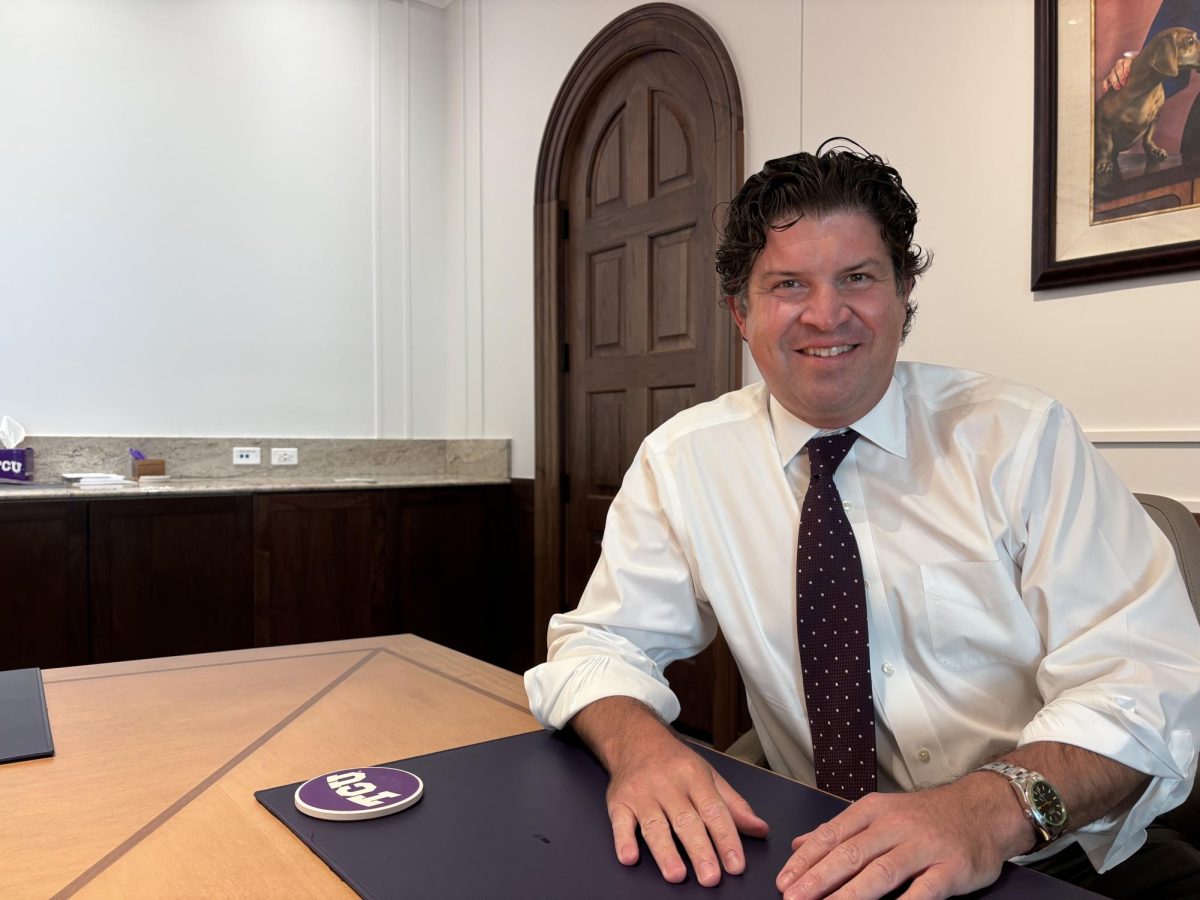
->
<box><xmin>728</xmin><ymin>297</ymin><xmax>749</xmax><ymax>339</ymax></box>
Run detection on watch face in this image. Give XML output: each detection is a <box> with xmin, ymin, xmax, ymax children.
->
<box><xmin>1031</xmin><ymin>780</ymin><xmax>1068</xmax><ymax>830</ymax></box>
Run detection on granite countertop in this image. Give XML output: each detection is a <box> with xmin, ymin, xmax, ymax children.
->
<box><xmin>0</xmin><ymin>436</ymin><xmax>510</xmax><ymax>502</ymax></box>
<box><xmin>0</xmin><ymin>473</ymin><xmax>508</xmax><ymax>501</ymax></box>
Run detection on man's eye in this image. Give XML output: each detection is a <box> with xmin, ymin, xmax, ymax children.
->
<box><xmin>775</xmin><ymin>279</ymin><xmax>802</xmax><ymax>290</ymax></box>
<box><xmin>845</xmin><ymin>272</ymin><xmax>872</xmax><ymax>284</ymax></box>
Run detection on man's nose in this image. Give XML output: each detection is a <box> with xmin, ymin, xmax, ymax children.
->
<box><xmin>799</xmin><ymin>283</ymin><xmax>851</xmax><ymax>330</ymax></box>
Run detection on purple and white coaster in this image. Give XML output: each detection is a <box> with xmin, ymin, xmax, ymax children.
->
<box><xmin>294</xmin><ymin>767</ymin><xmax>424</xmax><ymax>821</ymax></box>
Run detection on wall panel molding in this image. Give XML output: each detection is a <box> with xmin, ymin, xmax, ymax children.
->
<box><xmin>377</xmin><ymin>0</ymin><xmax>416</xmax><ymax>438</ymax></box>
<box><xmin>462</xmin><ymin>0</ymin><xmax>484</xmax><ymax>436</ymax></box>
<box><xmin>371</xmin><ymin>0</ymin><xmax>385</xmax><ymax>436</ymax></box>
<box><xmin>1086</xmin><ymin>429</ymin><xmax>1200</xmax><ymax>445</ymax></box>
<box><xmin>399</xmin><ymin>0</ymin><xmax>414</xmax><ymax>438</ymax></box>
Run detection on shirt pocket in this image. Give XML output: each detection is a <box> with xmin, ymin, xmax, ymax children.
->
<box><xmin>920</xmin><ymin>560</ymin><xmax>1042</xmax><ymax>671</ymax></box>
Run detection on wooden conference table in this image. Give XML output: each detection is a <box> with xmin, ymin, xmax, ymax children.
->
<box><xmin>1</xmin><ymin>635</ymin><xmax>540</xmax><ymax>898</ymax></box>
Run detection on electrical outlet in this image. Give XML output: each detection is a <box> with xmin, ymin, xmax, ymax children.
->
<box><xmin>271</xmin><ymin>447</ymin><xmax>298</xmax><ymax>466</ymax></box>
<box><xmin>233</xmin><ymin>447</ymin><xmax>261</xmax><ymax>465</ymax></box>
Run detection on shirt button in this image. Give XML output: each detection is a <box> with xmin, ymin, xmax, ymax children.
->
<box><xmin>842</xmin><ymin>500</ymin><xmax>852</xmax><ymax>511</ymax></box>
<box><xmin>882</xmin><ymin>662</ymin><xmax>895</xmax><ymax>676</ymax></box>
<box><xmin>917</xmin><ymin>747</ymin><xmax>931</xmax><ymax>763</ymax></box>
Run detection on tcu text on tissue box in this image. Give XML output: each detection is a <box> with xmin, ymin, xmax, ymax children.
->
<box><xmin>0</xmin><ymin>448</ymin><xmax>32</xmax><ymax>481</ymax></box>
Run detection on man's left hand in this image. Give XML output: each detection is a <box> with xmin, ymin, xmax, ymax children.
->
<box><xmin>775</xmin><ymin>774</ymin><xmax>1031</xmax><ymax>899</ymax></box>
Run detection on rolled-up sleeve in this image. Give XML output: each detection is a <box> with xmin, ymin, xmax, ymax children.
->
<box><xmin>525</xmin><ymin>443</ymin><xmax>716</xmax><ymax>730</ymax></box>
<box><xmin>1012</xmin><ymin>403</ymin><xmax>1200</xmax><ymax>871</ymax></box>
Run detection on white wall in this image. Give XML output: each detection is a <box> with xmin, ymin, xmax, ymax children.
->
<box><xmin>0</xmin><ymin>0</ymin><xmax>466</xmax><ymax>441</ymax></box>
<box><xmin>3</xmin><ymin>0</ymin><xmax>1198</xmax><ymax>504</ymax></box>
<box><xmin>1</xmin><ymin>0</ymin><xmax>376</xmax><ymax>436</ymax></box>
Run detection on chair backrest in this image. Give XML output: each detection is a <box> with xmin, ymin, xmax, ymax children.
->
<box><xmin>1134</xmin><ymin>494</ymin><xmax>1200</xmax><ymax>844</ymax></box>
<box><xmin>1135</xmin><ymin>493</ymin><xmax>1200</xmax><ymax>619</ymax></box>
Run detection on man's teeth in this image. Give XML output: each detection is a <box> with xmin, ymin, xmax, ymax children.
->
<box><xmin>803</xmin><ymin>345</ymin><xmax>854</xmax><ymax>357</ymax></box>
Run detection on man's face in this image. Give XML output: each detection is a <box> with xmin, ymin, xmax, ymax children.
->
<box><xmin>732</xmin><ymin>210</ymin><xmax>909</xmax><ymax>429</ymax></box>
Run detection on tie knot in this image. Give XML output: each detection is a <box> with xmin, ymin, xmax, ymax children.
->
<box><xmin>806</xmin><ymin>430</ymin><xmax>858</xmax><ymax>478</ymax></box>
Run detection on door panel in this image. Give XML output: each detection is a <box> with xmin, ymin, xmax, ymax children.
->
<box><xmin>587</xmin><ymin>245</ymin><xmax>628</xmax><ymax>356</ymax></box>
<box><xmin>649</xmin><ymin>224</ymin><xmax>696</xmax><ymax>352</ymax></box>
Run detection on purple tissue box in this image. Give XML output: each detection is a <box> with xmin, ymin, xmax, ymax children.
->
<box><xmin>0</xmin><ymin>448</ymin><xmax>33</xmax><ymax>481</ymax></box>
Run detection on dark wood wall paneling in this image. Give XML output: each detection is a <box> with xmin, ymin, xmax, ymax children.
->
<box><xmin>90</xmin><ymin>496</ymin><xmax>254</xmax><ymax>663</ymax></box>
<box><xmin>254</xmin><ymin>491</ymin><xmax>392</xmax><ymax>648</ymax></box>
<box><xmin>0</xmin><ymin>501</ymin><xmax>88</xmax><ymax>669</ymax></box>
<box><xmin>393</xmin><ymin>487</ymin><xmax>497</xmax><ymax>662</ymax></box>
<box><xmin>506</xmin><ymin>478</ymin><xmax>536</xmax><ymax>674</ymax></box>
<box><xmin>0</xmin><ymin>482</ymin><xmax>537</xmax><ymax>675</ymax></box>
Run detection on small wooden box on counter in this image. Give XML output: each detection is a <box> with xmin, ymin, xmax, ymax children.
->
<box><xmin>130</xmin><ymin>458</ymin><xmax>166</xmax><ymax>479</ymax></box>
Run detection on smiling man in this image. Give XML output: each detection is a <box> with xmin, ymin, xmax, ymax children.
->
<box><xmin>732</xmin><ymin>209</ymin><xmax>906</xmax><ymax>429</ymax></box>
<box><xmin>525</xmin><ymin>143</ymin><xmax>1200</xmax><ymax>898</ymax></box>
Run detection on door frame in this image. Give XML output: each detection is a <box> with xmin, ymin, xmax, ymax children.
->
<box><xmin>533</xmin><ymin>3</ymin><xmax>744</xmax><ymax>660</ymax></box>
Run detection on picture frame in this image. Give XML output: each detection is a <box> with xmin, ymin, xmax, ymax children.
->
<box><xmin>1032</xmin><ymin>0</ymin><xmax>1200</xmax><ymax>290</ymax></box>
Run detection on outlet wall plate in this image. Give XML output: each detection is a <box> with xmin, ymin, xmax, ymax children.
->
<box><xmin>271</xmin><ymin>447</ymin><xmax>299</xmax><ymax>466</ymax></box>
<box><xmin>233</xmin><ymin>447</ymin><xmax>261</xmax><ymax>465</ymax></box>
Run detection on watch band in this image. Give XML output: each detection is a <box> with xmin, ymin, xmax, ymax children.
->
<box><xmin>979</xmin><ymin>760</ymin><xmax>1032</xmax><ymax>781</ymax></box>
<box><xmin>977</xmin><ymin>761</ymin><xmax>1068</xmax><ymax>852</ymax></box>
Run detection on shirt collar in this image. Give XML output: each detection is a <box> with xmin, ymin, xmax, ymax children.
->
<box><xmin>767</xmin><ymin>376</ymin><xmax>908</xmax><ymax>467</ymax></box>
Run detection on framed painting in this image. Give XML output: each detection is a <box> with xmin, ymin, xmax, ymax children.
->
<box><xmin>1032</xmin><ymin>0</ymin><xmax>1200</xmax><ymax>289</ymax></box>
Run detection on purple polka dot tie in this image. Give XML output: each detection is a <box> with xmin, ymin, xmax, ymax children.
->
<box><xmin>797</xmin><ymin>430</ymin><xmax>876</xmax><ymax>800</ymax></box>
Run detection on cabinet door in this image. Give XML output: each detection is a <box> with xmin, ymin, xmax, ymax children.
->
<box><xmin>90</xmin><ymin>495</ymin><xmax>254</xmax><ymax>663</ymax></box>
<box><xmin>0</xmin><ymin>501</ymin><xmax>88</xmax><ymax>669</ymax></box>
<box><xmin>390</xmin><ymin>486</ymin><xmax>511</xmax><ymax>666</ymax></box>
<box><xmin>253</xmin><ymin>491</ymin><xmax>392</xmax><ymax>647</ymax></box>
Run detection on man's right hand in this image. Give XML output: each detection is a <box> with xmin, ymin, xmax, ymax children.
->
<box><xmin>570</xmin><ymin>696</ymin><xmax>770</xmax><ymax>888</ymax></box>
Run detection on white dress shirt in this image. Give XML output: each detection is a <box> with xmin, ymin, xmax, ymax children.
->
<box><xmin>525</xmin><ymin>362</ymin><xmax>1200</xmax><ymax>872</ymax></box>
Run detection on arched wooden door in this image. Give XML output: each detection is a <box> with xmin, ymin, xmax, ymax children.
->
<box><xmin>534</xmin><ymin>4</ymin><xmax>745</xmax><ymax>745</ymax></box>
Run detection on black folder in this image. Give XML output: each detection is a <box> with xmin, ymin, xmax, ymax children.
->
<box><xmin>256</xmin><ymin>730</ymin><xmax>1098</xmax><ymax>899</ymax></box>
<box><xmin>0</xmin><ymin>667</ymin><xmax>55</xmax><ymax>763</ymax></box>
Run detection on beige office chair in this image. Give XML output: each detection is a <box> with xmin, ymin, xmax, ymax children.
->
<box><xmin>1135</xmin><ymin>494</ymin><xmax>1200</xmax><ymax>843</ymax></box>
<box><xmin>726</xmin><ymin>493</ymin><xmax>1200</xmax><ymax>844</ymax></box>
<box><xmin>1135</xmin><ymin>494</ymin><xmax>1200</xmax><ymax>620</ymax></box>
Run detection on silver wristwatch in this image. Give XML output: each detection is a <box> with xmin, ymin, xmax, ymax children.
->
<box><xmin>977</xmin><ymin>761</ymin><xmax>1069</xmax><ymax>852</ymax></box>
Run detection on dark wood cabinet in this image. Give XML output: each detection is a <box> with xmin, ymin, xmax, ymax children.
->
<box><xmin>390</xmin><ymin>485</ymin><xmax>511</xmax><ymax>667</ymax></box>
<box><xmin>89</xmin><ymin>495</ymin><xmax>254</xmax><ymax>663</ymax></box>
<box><xmin>253</xmin><ymin>491</ymin><xmax>393</xmax><ymax>646</ymax></box>
<box><xmin>0</xmin><ymin>500</ymin><xmax>88</xmax><ymax>669</ymax></box>
<box><xmin>504</xmin><ymin>479</ymin><xmax>536</xmax><ymax>675</ymax></box>
<box><xmin>1</xmin><ymin>483</ymin><xmax>533</xmax><ymax>674</ymax></box>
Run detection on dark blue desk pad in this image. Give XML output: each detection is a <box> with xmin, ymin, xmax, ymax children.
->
<box><xmin>0</xmin><ymin>667</ymin><xmax>55</xmax><ymax>764</ymax></box>
<box><xmin>256</xmin><ymin>730</ymin><xmax>1098</xmax><ymax>899</ymax></box>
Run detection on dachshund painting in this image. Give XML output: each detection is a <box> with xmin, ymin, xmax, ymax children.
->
<box><xmin>1095</xmin><ymin>26</ymin><xmax>1200</xmax><ymax>185</ymax></box>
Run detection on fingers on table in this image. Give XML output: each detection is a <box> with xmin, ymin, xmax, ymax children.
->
<box><xmin>713</xmin><ymin>769</ymin><xmax>770</xmax><ymax>838</ymax></box>
<box><xmin>608</xmin><ymin>803</ymin><xmax>642</xmax><ymax>867</ymax></box>
<box><xmin>776</xmin><ymin>799</ymin><xmax>976</xmax><ymax>900</ymax></box>
<box><xmin>776</xmin><ymin>806</ymin><xmax>893</xmax><ymax>898</ymax></box>
<box><xmin>608</xmin><ymin>777</ymin><xmax>745</xmax><ymax>887</ymax></box>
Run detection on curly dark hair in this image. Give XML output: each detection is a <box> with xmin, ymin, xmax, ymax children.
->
<box><xmin>715</xmin><ymin>139</ymin><xmax>931</xmax><ymax>340</ymax></box>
